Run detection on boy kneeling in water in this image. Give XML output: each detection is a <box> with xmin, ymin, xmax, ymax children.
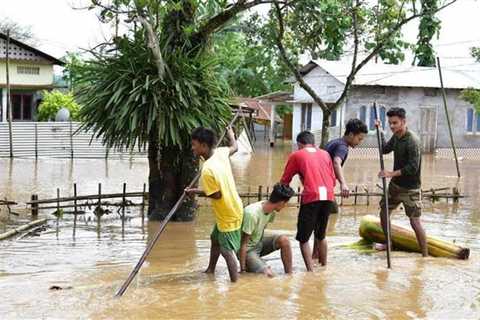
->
<box><xmin>239</xmin><ymin>183</ymin><xmax>295</xmax><ymax>277</ymax></box>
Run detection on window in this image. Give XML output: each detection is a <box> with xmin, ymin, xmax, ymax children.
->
<box><xmin>466</xmin><ymin>108</ymin><xmax>474</xmax><ymax>133</ymax></box>
<box><xmin>17</xmin><ymin>66</ymin><xmax>40</xmax><ymax>75</ymax></box>
<box><xmin>10</xmin><ymin>93</ymin><xmax>33</xmax><ymax>121</ymax></box>
<box><xmin>359</xmin><ymin>105</ymin><xmax>386</xmax><ymax>131</ymax></box>
<box><xmin>330</xmin><ymin>109</ymin><xmax>337</xmax><ymax>127</ymax></box>
<box><xmin>301</xmin><ymin>103</ymin><xmax>312</xmax><ymax>131</ymax></box>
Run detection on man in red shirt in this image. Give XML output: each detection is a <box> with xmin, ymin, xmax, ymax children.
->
<box><xmin>280</xmin><ymin>131</ymin><xmax>336</xmax><ymax>271</ymax></box>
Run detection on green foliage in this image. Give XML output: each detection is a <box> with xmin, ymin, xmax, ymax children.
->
<box><xmin>471</xmin><ymin>47</ymin><xmax>480</xmax><ymax>62</ymax></box>
<box><xmin>461</xmin><ymin>88</ymin><xmax>480</xmax><ymax>113</ymax></box>
<box><xmin>38</xmin><ymin>90</ymin><xmax>81</xmax><ymax>121</ymax></box>
<box><xmin>75</xmin><ymin>32</ymin><xmax>231</xmax><ymax>151</ymax></box>
<box><xmin>213</xmin><ymin>23</ymin><xmax>291</xmax><ymax>97</ymax></box>
<box><xmin>414</xmin><ymin>0</ymin><xmax>441</xmax><ymax>66</ymax></box>
<box><xmin>62</xmin><ymin>52</ymin><xmax>85</xmax><ymax>93</ymax></box>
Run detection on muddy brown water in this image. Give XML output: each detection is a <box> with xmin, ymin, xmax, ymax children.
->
<box><xmin>0</xmin><ymin>143</ymin><xmax>479</xmax><ymax>319</ymax></box>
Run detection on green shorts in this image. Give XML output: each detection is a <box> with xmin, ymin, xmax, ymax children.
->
<box><xmin>380</xmin><ymin>181</ymin><xmax>422</xmax><ymax>218</ymax></box>
<box><xmin>211</xmin><ymin>225</ymin><xmax>241</xmax><ymax>252</ymax></box>
<box><xmin>245</xmin><ymin>234</ymin><xmax>282</xmax><ymax>273</ymax></box>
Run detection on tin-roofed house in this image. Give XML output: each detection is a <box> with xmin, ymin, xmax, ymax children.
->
<box><xmin>291</xmin><ymin>59</ymin><xmax>480</xmax><ymax>155</ymax></box>
<box><xmin>0</xmin><ymin>32</ymin><xmax>65</xmax><ymax>122</ymax></box>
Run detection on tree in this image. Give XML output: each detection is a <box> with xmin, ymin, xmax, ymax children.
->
<box><xmin>38</xmin><ymin>90</ymin><xmax>81</xmax><ymax>121</ymax></box>
<box><xmin>262</xmin><ymin>0</ymin><xmax>457</xmax><ymax>146</ymax></box>
<box><xmin>75</xmin><ymin>0</ymin><xmax>279</xmax><ymax>221</ymax></box>
<box><xmin>460</xmin><ymin>47</ymin><xmax>480</xmax><ymax>113</ymax></box>
<box><xmin>213</xmin><ymin>19</ymin><xmax>291</xmax><ymax>97</ymax></box>
<box><xmin>0</xmin><ymin>18</ymin><xmax>37</xmax><ymax>45</ymax></box>
<box><xmin>413</xmin><ymin>0</ymin><xmax>441</xmax><ymax>66</ymax></box>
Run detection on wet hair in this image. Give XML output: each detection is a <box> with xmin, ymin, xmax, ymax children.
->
<box><xmin>191</xmin><ymin>127</ymin><xmax>217</xmax><ymax>148</ymax></box>
<box><xmin>296</xmin><ymin>131</ymin><xmax>315</xmax><ymax>145</ymax></box>
<box><xmin>344</xmin><ymin>118</ymin><xmax>368</xmax><ymax>136</ymax></box>
<box><xmin>387</xmin><ymin>107</ymin><xmax>406</xmax><ymax>119</ymax></box>
<box><xmin>269</xmin><ymin>183</ymin><xmax>295</xmax><ymax>203</ymax></box>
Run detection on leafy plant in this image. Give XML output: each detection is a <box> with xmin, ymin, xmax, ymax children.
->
<box><xmin>461</xmin><ymin>88</ymin><xmax>480</xmax><ymax>113</ymax></box>
<box><xmin>37</xmin><ymin>90</ymin><xmax>81</xmax><ymax>121</ymax></box>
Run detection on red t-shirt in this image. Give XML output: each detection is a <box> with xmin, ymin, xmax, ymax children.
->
<box><xmin>280</xmin><ymin>146</ymin><xmax>336</xmax><ymax>204</ymax></box>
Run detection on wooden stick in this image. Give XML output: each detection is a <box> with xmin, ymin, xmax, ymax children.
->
<box><xmin>31</xmin><ymin>195</ymin><xmax>39</xmax><ymax>217</ymax></box>
<box><xmin>115</xmin><ymin>110</ymin><xmax>242</xmax><ymax>297</ymax></box>
<box><xmin>35</xmin><ymin>123</ymin><xmax>38</xmax><ymax>158</ymax></box>
<box><xmin>374</xmin><ymin>102</ymin><xmax>392</xmax><ymax>269</ymax></box>
<box><xmin>437</xmin><ymin>57</ymin><xmax>461</xmax><ymax>178</ymax></box>
<box><xmin>354</xmin><ymin>185</ymin><xmax>358</xmax><ymax>205</ymax></box>
<box><xmin>258</xmin><ymin>185</ymin><xmax>262</xmax><ymax>201</ymax></box>
<box><xmin>0</xmin><ymin>218</ymin><xmax>47</xmax><ymax>241</ymax></box>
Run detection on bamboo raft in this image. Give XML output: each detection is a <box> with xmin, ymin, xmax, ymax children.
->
<box><xmin>359</xmin><ymin>215</ymin><xmax>470</xmax><ymax>260</ymax></box>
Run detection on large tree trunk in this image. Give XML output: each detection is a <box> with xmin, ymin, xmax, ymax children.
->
<box><xmin>148</xmin><ymin>140</ymin><xmax>198</xmax><ymax>221</ymax></box>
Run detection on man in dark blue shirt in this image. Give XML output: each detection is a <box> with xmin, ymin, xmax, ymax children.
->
<box><xmin>325</xmin><ymin>119</ymin><xmax>368</xmax><ymax>198</ymax></box>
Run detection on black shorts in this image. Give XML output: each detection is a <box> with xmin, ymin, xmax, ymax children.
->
<box><xmin>296</xmin><ymin>201</ymin><xmax>332</xmax><ymax>243</ymax></box>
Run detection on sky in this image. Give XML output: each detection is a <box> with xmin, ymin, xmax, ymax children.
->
<box><xmin>1</xmin><ymin>0</ymin><xmax>480</xmax><ymax>70</ymax></box>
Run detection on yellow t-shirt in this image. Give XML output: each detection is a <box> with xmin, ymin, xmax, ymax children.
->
<box><xmin>200</xmin><ymin>147</ymin><xmax>243</xmax><ymax>232</ymax></box>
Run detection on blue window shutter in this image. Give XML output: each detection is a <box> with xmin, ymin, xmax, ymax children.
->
<box><xmin>380</xmin><ymin>106</ymin><xmax>386</xmax><ymax>128</ymax></box>
<box><xmin>476</xmin><ymin>112</ymin><xmax>480</xmax><ymax>133</ymax></box>
<box><xmin>467</xmin><ymin>108</ymin><xmax>474</xmax><ymax>133</ymax></box>
<box><xmin>330</xmin><ymin>110</ymin><xmax>337</xmax><ymax>127</ymax></box>
<box><xmin>359</xmin><ymin>106</ymin><xmax>367</xmax><ymax>123</ymax></box>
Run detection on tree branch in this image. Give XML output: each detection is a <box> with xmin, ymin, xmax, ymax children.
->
<box><xmin>195</xmin><ymin>0</ymin><xmax>289</xmax><ymax>39</ymax></box>
<box><xmin>272</xmin><ymin>1</ymin><xmax>328</xmax><ymax>112</ymax></box>
<box><xmin>335</xmin><ymin>0</ymin><xmax>458</xmax><ymax>107</ymax></box>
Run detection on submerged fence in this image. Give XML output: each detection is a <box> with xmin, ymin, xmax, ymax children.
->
<box><xmin>0</xmin><ymin>122</ymin><xmax>147</xmax><ymax>159</ymax></box>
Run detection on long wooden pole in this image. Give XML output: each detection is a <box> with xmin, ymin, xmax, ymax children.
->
<box><xmin>436</xmin><ymin>57</ymin><xmax>461</xmax><ymax>178</ymax></box>
<box><xmin>115</xmin><ymin>110</ymin><xmax>242</xmax><ymax>297</ymax></box>
<box><xmin>373</xmin><ymin>102</ymin><xmax>392</xmax><ymax>268</ymax></box>
<box><xmin>6</xmin><ymin>30</ymin><xmax>13</xmax><ymax>158</ymax></box>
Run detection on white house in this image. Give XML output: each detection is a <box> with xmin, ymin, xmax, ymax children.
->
<box><xmin>291</xmin><ymin>59</ymin><xmax>480</xmax><ymax>153</ymax></box>
<box><xmin>0</xmin><ymin>32</ymin><xmax>64</xmax><ymax>122</ymax></box>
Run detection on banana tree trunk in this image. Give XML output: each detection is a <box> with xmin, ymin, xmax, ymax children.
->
<box><xmin>359</xmin><ymin>215</ymin><xmax>470</xmax><ymax>259</ymax></box>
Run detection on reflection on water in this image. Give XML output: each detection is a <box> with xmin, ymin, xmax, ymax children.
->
<box><xmin>1</xmin><ymin>143</ymin><xmax>480</xmax><ymax>319</ymax></box>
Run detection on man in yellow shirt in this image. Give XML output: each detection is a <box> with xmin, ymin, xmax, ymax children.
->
<box><xmin>185</xmin><ymin>126</ymin><xmax>243</xmax><ymax>282</ymax></box>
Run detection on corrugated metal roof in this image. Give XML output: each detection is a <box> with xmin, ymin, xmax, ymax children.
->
<box><xmin>304</xmin><ymin>59</ymin><xmax>480</xmax><ymax>90</ymax></box>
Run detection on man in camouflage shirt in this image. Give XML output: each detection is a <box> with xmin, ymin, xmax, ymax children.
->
<box><xmin>375</xmin><ymin>107</ymin><xmax>428</xmax><ymax>257</ymax></box>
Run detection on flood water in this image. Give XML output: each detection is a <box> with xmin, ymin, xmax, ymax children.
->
<box><xmin>1</xmin><ymin>142</ymin><xmax>479</xmax><ymax>319</ymax></box>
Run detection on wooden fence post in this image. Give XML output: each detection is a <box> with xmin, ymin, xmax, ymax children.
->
<box><xmin>258</xmin><ymin>185</ymin><xmax>262</xmax><ymax>201</ymax></box>
<box><xmin>56</xmin><ymin>188</ymin><xmax>60</xmax><ymax>237</ymax></box>
<box><xmin>69</xmin><ymin>121</ymin><xmax>74</xmax><ymax>159</ymax></box>
<box><xmin>34</xmin><ymin>123</ymin><xmax>38</xmax><ymax>158</ymax></box>
<box><xmin>73</xmin><ymin>183</ymin><xmax>77</xmax><ymax>238</ymax></box>
<box><xmin>97</xmin><ymin>183</ymin><xmax>102</xmax><ymax>235</ymax></box>
<box><xmin>141</xmin><ymin>183</ymin><xmax>146</xmax><ymax>223</ymax></box>
<box><xmin>122</xmin><ymin>183</ymin><xmax>126</xmax><ymax>235</ymax></box>
<box><xmin>31</xmin><ymin>194</ymin><xmax>38</xmax><ymax>217</ymax></box>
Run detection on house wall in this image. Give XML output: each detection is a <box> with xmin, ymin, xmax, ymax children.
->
<box><xmin>0</xmin><ymin>61</ymin><xmax>54</xmax><ymax>87</ymax></box>
<box><xmin>292</xmin><ymin>66</ymin><xmax>480</xmax><ymax>150</ymax></box>
<box><xmin>344</xmin><ymin>86</ymin><xmax>480</xmax><ymax>149</ymax></box>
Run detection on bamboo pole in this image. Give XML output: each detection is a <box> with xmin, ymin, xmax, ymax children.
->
<box><xmin>374</xmin><ymin>102</ymin><xmax>392</xmax><ymax>268</ymax></box>
<box><xmin>115</xmin><ymin>109</ymin><xmax>243</xmax><ymax>297</ymax></box>
<box><xmin>0</xmin><ymin>218</ymin><xmax>47</xmax><ymax>241</ymax></box>
<box><xmin>436</xmin><ymin>57</ymin><xmax>461</xmax><ymax>178</ymax></box>
<box><xmin>6</xmin><ymin>30</ymin><xmax>13</xmax><ymax>158</ymax></box>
